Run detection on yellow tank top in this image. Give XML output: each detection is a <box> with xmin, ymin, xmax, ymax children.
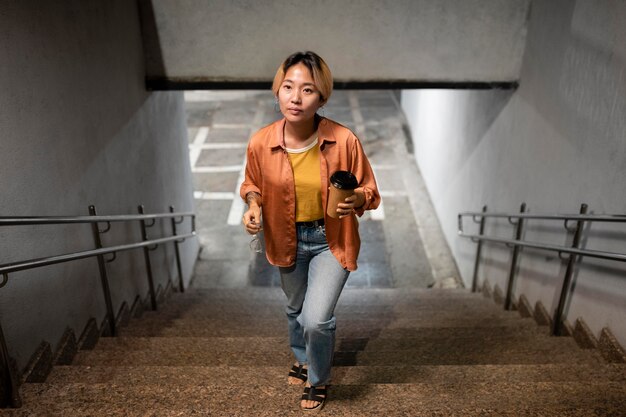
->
<box><xmin>286</xmin><ymin>138</ymin><xmax>324</xmax><ymax>222</ymax></box>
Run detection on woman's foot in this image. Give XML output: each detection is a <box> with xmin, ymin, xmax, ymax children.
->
<box><xmin>288</xmin><ymin>362</ymin><xmax>308</xmax><ymax>385</ymax></box>
<box><xmin>301</xmin><ymin>383</ymin><xmax>327</xmax><ymax>412</ymax></box>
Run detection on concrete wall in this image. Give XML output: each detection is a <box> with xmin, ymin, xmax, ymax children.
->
<box><xmin>0</xmin><ymin>0</ymin><xmax>198</xmax><ymax>372</ymax></box>
<box><xmin>139</xmin><ymin>0</ymin><xmax>530</xmax><ymax>83</ymax></box>
<box><xmin>402</xmin><ymin>0</ymin><xmax>626</xmax><ymax>347</ymax></box>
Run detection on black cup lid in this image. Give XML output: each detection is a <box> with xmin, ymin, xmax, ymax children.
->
<box><xmin>330</xmin><ymin>170</ymin><xmax>358</xmax><ymax>190</ymax></box>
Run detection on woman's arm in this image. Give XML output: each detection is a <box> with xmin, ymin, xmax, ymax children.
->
<box><xmin>347</xmin><ymin>136</ymin><xmax>381</xmax><ymax>216</ymax></box>
<box><xmin>243</xmin><ymin>191</ymin><xmax>262</xmax><ymax>234</ymax></box>
<box><xmin>240</xmin><ymin>143</ymin><xmax>263</xmax><ymax>234</ymax></box>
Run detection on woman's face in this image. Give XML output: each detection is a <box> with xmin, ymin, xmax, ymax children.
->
<box><xmin>277</xmin><ymin>63</ymin><xmax>322</xmax><ymax>124</ymax></box>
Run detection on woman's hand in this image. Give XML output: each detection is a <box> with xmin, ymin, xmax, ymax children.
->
<box><xmin>243</xmin><ymin>205</ymin><xmax>262</xmax><ymax>235</ymax></box>
<box><xmin>337</xmin><ymin>188</ymin><xmax>365</xmax><ymax>219</ymax></box>
<box><xmin>243</xmin><ymin>191</ymin><xmax>262</xmax><ymax>234</ymax></box>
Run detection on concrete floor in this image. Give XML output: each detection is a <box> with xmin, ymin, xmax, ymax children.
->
<box><xmin>184</xmin><ymin>90</ymin><xmax>460</xmax><ymax>290</ymax></box>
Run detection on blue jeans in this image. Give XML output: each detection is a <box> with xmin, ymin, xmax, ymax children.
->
<box><xmin>279</xmin><ymin>223</ymin><xmax>350</xmax><ymax>386</ymax></box>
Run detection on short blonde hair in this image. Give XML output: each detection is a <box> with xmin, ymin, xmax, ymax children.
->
<box><xmin>272</xmin><ymin>51</ymin><xmax>333</xmax><ymax>105</ymax></box>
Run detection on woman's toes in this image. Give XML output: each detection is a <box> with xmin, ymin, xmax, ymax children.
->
<box><xmin>288</xmin><ymin>363</ymin><xmax>307</xmax><ymax>385</ymax></box>
<box><xmin>301</xmin><ymin>385</ymin><xmax>325</xmax><ymax>410</ymax></box>
<box><xmin>301</xmin><ymin>399</ymin><xmax>321</xmax><ymax>410</ymax></box>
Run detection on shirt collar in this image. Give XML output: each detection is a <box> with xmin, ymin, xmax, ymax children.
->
<box><xmin>268</xmin><ymin>115</ymin><xmax>337</xmax><ymax>149</ymax></box>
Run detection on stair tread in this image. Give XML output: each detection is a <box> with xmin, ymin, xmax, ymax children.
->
<box><xmin>120</xmin><ymin>315</ymin><xmax>539</xmax><ymax>330</ymax></box>
<box><xmin>137</xmin><ymin>305</ymin><xmax>519</xmax><ymax>320</ymax></box>
<box><xmin>93</xmin><ymin>328</ymin><xmax>572</xmax><ymax>352</ymax></box>
<box><xmin>45</xmin><ymin>363</ymin><xmax>626</xmax><ymax>385</ymax></box>
<box><xmin>154</xmin><ymin>291</ymin><xmax>503</xmax><ymax>304</ymax></box>
<box><xmin>88</xmin><ymin>333</ymin><xmax>594</xmax><ymax>356</ymax></box>
<box><xmin>180</xmin><ymin>287</ymin><xmax>475</xmax><ymax>296</ymax></box>
<box><xmin>163</xmin><ymin>287</ymin><xmax>494</xmax><ymax>305</ymax></box>
<box><xmin>115</xmin><ymin>323</ymin><xmax>549</xmax><ymax>337</ymax></box>
<box><xmin>72</xmin><ymin>349</ymin><xmax>602</xmax><ymax>367</ymax></box>
<box><xmin>16</xmin><ymin>381</ymin><xmax>626</xmax><ymax>416</ymax></box>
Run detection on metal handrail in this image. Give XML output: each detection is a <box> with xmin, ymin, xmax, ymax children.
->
<box><xmin>0</xmin><ymin>205</ymin><xmax>196</xmax><ymax>408</ymax></box>
<box><xmin>0</xmin><ymin>212</ymin><xmax>195</xmax><ymax>226</ymax></box>
<box><xmin>458</xmin><ymin>203</ymin><xmax>626</xmax><ymax>337</ymax></box>
<box><xmin>0</xmin><ymin>233</ymin><xmax>195</xmax><ymax>276</ymax></box>
<box><xmin>458</xmin><ymin>212</ymin><xmax>626</xmax><ymax>222</ymax></box>
<box><xmin>457</xmin><ymin>235</ymin><xmax>626</xmax><ymax>263</ymax></box>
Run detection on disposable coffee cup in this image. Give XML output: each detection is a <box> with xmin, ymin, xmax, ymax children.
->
<box><xmin>327</xmin><ymin>170</ymin><xmax>359</xmax><ymax>218</ymax></box>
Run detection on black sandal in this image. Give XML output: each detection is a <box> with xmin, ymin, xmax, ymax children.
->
<box><xmin>301</xmin><ymin>385</ymin><xmax>327</xmax><ymax>412</ymax></box>
<box><xmin>288</xmin><ymin>363</ymin><xmax>308</xmax><ymax>385</ymax></box>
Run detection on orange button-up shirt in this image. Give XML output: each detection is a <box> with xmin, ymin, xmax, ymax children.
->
<box><xmin>240</xmin><ymin>117</ymin><xmax>381</xmax><ymax>271</ymax></box>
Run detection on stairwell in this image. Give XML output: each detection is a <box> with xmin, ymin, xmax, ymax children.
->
<box><xmin>6</xmin><ymin>286</ymin><xmax>626</xmax><ymax>416</ymax></box>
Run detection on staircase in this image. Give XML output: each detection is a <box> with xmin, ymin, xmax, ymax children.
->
<box><xmin>9</xmin><ymin>287</ymin><xmax>626</xmax><ymax>416</ymax></box>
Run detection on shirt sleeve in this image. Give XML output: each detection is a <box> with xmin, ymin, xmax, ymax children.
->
<box><xmin>239</xmin><ymin>141</ymin><xmax>263</xmax><ymax>205</ymax></box>
<box><xmin>349</xmin><ymin>134</ymin><xmax>381</xmax><ymax>217</ymax></box>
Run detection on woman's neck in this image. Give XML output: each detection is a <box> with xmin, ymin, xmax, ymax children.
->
<box><xmin>284</xmin><ymin>117</ymin><xmax>319</xmax><ymax>148</ymax></box>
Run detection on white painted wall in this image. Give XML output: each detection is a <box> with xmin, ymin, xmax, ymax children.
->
<box><xmin>139</xmin><ymin>0</ymin><xmax>530</xmax><ymax>83</ymax></box>
<box><xmin>0</xmin><ymin>0</ymin><xmax>198</xmax><ymax>371</ymax></box>
<box><xmin>402</xmin><ymin>0</ymin><xmax>626</xmax><ymax>347</ymax></box>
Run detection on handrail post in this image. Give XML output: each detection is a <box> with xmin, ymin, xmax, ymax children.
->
<box><xmin>0</xmin><ymin>323</ymin><xmax>21</xmax><ymax>408</ymax></box>
<box><xmin>138</xmin><ymin>205</ymin><xmax>157</xmax><ymax>311</ymax></box>
<box><xmin>89</xmin><ymin>205</ymin><xmax>116</xmax><ymax>337</ymax></box>
<box><xmin>552</xmin><ymin>203</ymin><xmax>588</xmax><ymax>335</ymax></box>
<box><xmin>170</xmin><ymin>206</ymin><xmax>185</xmax><ymax>293</ymax></box>
<box><xmin>471</xmin><ymin>205</ymin><xmax>488</xmax><ymax>292</ymax></box>
<box><xmin>504</xmin><ymin>202</ymin><xmax>526</xmax><ymax>310</ymax></box>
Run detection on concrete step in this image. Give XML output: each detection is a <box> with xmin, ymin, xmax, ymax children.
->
<box><xmin>72</xmin><ymin>340</ymin><xmax>600</xmax><ymax>367</ymax></box>
<box><xmin>15</xmin><ymin>380</ymin><xmax>626</xmax><ymax>416</ymax></box>
<box><xmin>332</xmin><ymin>363</ymin><xmax>626</xmax><ymax>385</ymax></box>
<box><xmin>124</xmin><ymin>312</ymin><xmax>530</xmax><ymax>334</ymax></box>
<box><xmin>94</xmin><ymin>327</ymin><xmax>584</xmax><ymax>358</ymax></box>
<box><xmin>119</xmin><ymin>322</ymin><xmax>545</xmax><ymax>342</ymax></box>
<box><xmin>137</xmin><ymin>302</ymin><xmax>519</xmax><ymax>321</ymax></box>
<box><xmin>117</xmin><ymin>322</ymin><xmax>543</xmax><ymax>340</ymax></box>
<box><xmin>159</xmin><ymin>287</ymin><xmax>495</xmax><ymax>304</ymax></box>
<box><xmin>72</xmin><ymin>348</ymin><xmax>292</xmax><ymax>366</ymax></box>
<box><xmin>169</xmin><ymin>287</ymin><xmax>488</xmax><ymax>305</ymax></box>
<box><xmin>94</xmin><ymin>327</ymin><xmax>560</xmax><ymax>353</ymax></box>
<box><xmin>120</xmin><ymin>316</ymin><xmax>536</xmax><ymax>336</ymax></box>
<box><xmin>45</xmin><ymin>363</ymin><xmax>626</xmax><ymax>386</ymax></box>
<box><xmin>145</xmin><ymin>289</ymin><xmax>502</xmax><ymax>312</ymax></box>
<box><xmin>333</xmin><ymin>347</ymin><xmax>603</xmax><ymax>366</ymax></box>
<box><xmin>71</xmin><ymin>348</ymin><xmax>601</xmax><ymax>367</ymax></box>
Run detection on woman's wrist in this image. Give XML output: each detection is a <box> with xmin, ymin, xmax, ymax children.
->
<box><xmin>246</xmin><ymin>191</ymin><xmax>262</xmax><ymax>207</ymax></box>
<box><xmin>354</xmin><ymin>189</ymin><xmax>366</xmax><ymax>209</ymax></box>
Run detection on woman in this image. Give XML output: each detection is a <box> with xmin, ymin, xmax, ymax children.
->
<box><xmin>240</xmin><ymin>51</ymin><xmax>380</xmax><ymax>412</ymax></box>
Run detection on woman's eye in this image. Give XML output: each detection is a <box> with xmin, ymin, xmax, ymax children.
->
<box><xmin>304</xmin><ymin>88</ymin><xmax>313</xmax><ymax>94</ymax></box>
<box><xmin>283</xmin><ymin>85</ymin><xmax>291</xmax><ymax>90</ymax></box>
